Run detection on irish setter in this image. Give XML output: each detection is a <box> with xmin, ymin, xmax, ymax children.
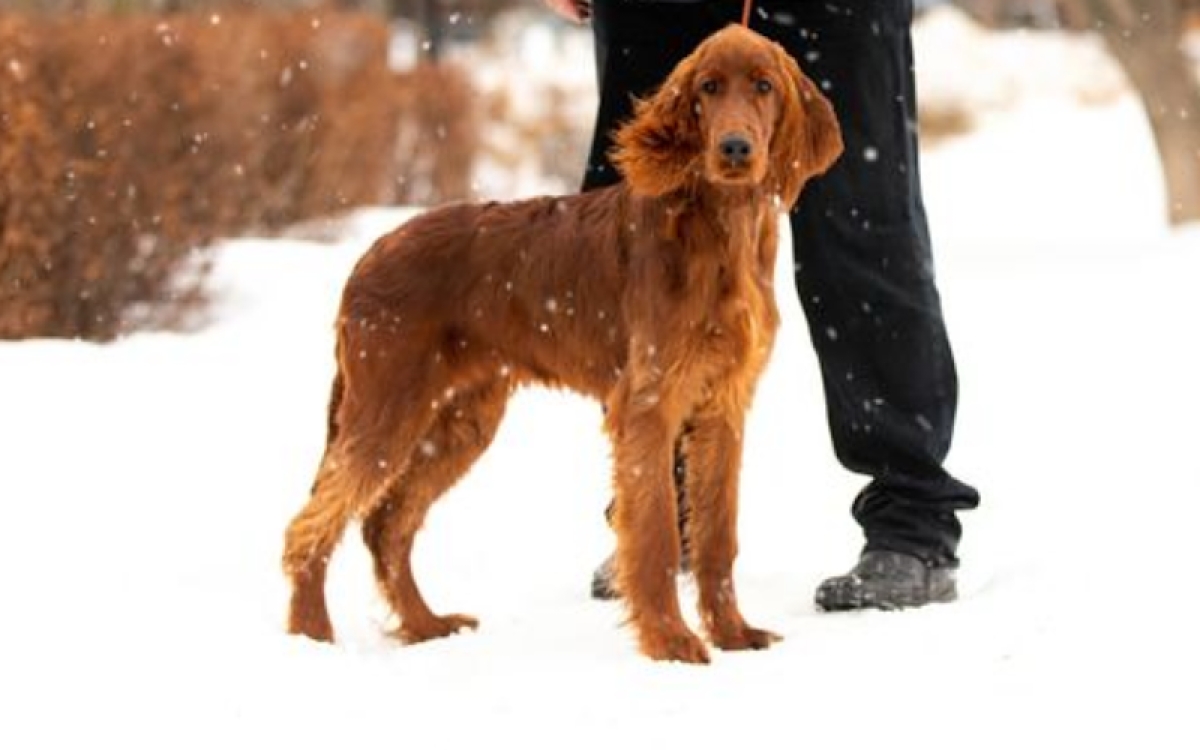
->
<box><xmin>282</xmin><ymin>24</ymin><xmax>842</xmax><ymax>664</ymax></box>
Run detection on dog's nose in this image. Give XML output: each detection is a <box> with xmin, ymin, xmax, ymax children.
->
<box><xmin>719</xmin><ymin>134</ymin><xmax>753</xmax><ymax>165</ymax></box>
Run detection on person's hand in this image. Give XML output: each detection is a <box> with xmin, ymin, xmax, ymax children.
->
<box><xmin>543</xmin><ymin>0</ymin><xmax>591</xmax><ymax>24</ymax></box>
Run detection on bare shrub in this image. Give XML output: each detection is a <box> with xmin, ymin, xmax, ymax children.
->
<box><xmin>0</xmin><ymin>9</ymin><xmax>479</xmax><ymax>342</ymax></box>
<box><xmin>919</xmin><ymin>102</ymin><xmax>977</xmax><ymax>145</ymax></box>
<box><xmin>389</xmin><ymin>63</ymin><xmax>478</xmax><ymax>205</ymax></box>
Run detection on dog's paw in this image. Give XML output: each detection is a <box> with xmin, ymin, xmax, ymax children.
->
<box><xmin>641</xmin><ymin>627</ymin><xmax>711</xmax><ymax>665</ymax></box>
<box><xmin>287</xmin><ymin>617</ymin><xmax>335</xmax><ymax>644</ymax></box>
<box><xmin>287</xmin><ymin>595</ymin><xmax>336</xmax><ymax>644</ymax></box>
<box><xmin>396</xmin><ymin>613</ymin><xmax>480</xmax><ymax>645</ymax></box>
<box><xmin>710</xmin><ymin>623</ymin><xmax>781</xmax><ymax>652</ymax></box>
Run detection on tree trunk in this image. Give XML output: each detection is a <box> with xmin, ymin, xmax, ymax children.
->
<box><xmin>415</xmin><ymin>0</ymin><xmax>443</xmax><ymax>62</ymax></box>
<box><xmin>1064</xmin><ymin>0</ymin><xmax>1200</xmax><ymax>225</ymax></box>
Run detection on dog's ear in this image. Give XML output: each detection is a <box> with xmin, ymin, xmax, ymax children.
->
<box><xmin>769</xmin><ymin>43</ymin><xmax>843</xmax><ymax>210</ymax></box>
<box><xmin>611</xmin><ymin>54</ymin><xmax>702</xmax><ymax>197</ymax></box>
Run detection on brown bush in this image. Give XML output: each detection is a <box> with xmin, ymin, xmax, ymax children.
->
<box><xmin>388</xmin><ymin>63</ymin><xmax>479</xmax><ymax>206</ymax></box>
<box><xmin>0</xmin><ymin>10</ymin><xmax>479</xmax><ymax>341</ymax></box>
<box><xmin>918</xmin><ymin>101</ymin><xmax>977</xmax><ymax>146</ymax></box>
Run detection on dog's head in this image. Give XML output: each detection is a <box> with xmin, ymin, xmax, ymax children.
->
<box><xmin>613</xmin><ymin>24</ymin><xmax>843</xmax><ymax>208</ymax></box>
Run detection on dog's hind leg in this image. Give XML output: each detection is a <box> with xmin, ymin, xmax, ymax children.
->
<box><xmin>283</xmin><ymin>443</ymin><xmax>393</xmax><ymax>643</ymax></box>
<box><xmin>282</xmin><ymin>459</ymin><xmax>351</xmax><ymax>643</ymax></box>
<box><xmin>361</xmin><ymin>377</ymin><xmax>509</xmax><ymax>645</ymax></box>
<box><xmin>282</xmin><ymin>373</ymin><xmax>351</xmax><ymax>643</ymax></box>
<box><xmin>282</xmin><ymin>369</ymin><xmax>437</xmax><ymax>643</ymax></box>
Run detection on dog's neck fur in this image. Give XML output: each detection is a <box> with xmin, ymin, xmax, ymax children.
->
<box><xmin>651</xmin><ymin>179</ymin><xmax>776</xmax><ymax>277</ymax></box>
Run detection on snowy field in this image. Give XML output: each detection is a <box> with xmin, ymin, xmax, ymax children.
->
<box><xmin>2</xmin><ymin>10</ymin><xmax>1199</xmax><ymax>749</ymax></box>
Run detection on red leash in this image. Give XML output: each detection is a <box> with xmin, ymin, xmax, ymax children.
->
<box><xmin>741</xmin><ymin>0</ymin><xmax>753</xmax><ymax>27</ymax></box>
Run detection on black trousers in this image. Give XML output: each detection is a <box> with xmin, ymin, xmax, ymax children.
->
<box><xmin>583</xmin><ymin>0</ymin><xmax>979</xmax><ymax>565</ymax></box>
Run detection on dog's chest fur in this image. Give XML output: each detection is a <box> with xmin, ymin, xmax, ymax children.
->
<box><xmin>619</xmin><ymin>196</ymin><xmax>780</xmax><ymax>410</ymax></box>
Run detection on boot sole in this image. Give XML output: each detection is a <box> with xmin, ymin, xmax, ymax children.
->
<box><xmin>815</xmin><ymin>577</ymin><xmax>958</xmax><ymax>612</ymax></box>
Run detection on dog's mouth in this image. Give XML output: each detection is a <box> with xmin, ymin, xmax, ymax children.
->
<box><xmin>715</xmin><ymin>163</ymin><xmax>756</xmax><ymax>181</ymax></box>
<box><xmin>709</xmin><ymin>157</ymin><xmax>765</xmax><ymax>186</ymax></box>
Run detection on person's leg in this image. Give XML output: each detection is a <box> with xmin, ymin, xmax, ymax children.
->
<box><xmin>756</xmin><ymin>1</ymin><xmax>980</xmax><ymax>605</ymax></box>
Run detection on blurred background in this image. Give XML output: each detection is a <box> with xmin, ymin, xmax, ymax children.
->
<box><xmin>1</xmin><ymin>0</ymin><xmax>1197</xmax><ymax>342</ymax></box>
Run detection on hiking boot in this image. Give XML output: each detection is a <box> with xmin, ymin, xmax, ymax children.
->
<box><xmin>814</xmin><ymin>550</ymin><xmax>957</xmax><ymax>611</ymax></box>
<box><xmin>589</xmin><ymin>551</ymin><xmax>692</xmax><ymax>601</ymax></box>
<box><xmin>590</xmin><ymin>554</ymin><xmax>620</xmax><ymax>600</ymax></box>
<box><xmin>593</xmin><ymin>445</ymin><xmax>693</xmax><ymax>601</ymax></box>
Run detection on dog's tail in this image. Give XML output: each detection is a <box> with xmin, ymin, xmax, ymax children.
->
<box><xmin>323</xmin><ymin>369</ymin><xmax>345</xmax><ymax>447</ymax></box>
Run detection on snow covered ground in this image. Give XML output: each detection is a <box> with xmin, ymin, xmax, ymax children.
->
<box><xmin>2</xmin><ymin>10</ymin><xmax>1199</xmax><ymax>749</ymax></box>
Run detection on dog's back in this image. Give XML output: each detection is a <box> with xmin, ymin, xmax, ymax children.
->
<box><xmin>340</xmin><ymin>188</ymin><xmax>632</xmax><ymax>400</ymax></box>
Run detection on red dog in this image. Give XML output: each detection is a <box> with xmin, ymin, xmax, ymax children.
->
<box><xmin>282</xmin><ymin>24</ymin><xmax>842</xmax><ymax>664</ymax></box>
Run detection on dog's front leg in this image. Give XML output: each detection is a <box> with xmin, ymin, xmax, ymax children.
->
<box><xmin>683</xmin><ymin>402</ymin><xmax>780</xmax><ymax>652</ymax></box>
<box><xmin>607</xmin><ymin>390</ymin><xmax>710</xmax><ymax>665</ymax></box>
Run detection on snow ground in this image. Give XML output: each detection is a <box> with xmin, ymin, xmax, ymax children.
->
<box><xmin>2</xmin><ymin>10</ymin><xmax>1199</xmax><ymax>750</ymax></box>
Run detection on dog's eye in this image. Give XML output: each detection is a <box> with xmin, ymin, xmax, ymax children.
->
<box><xmin>755</xmin><ymin>79</ymin><xmax>773</xmax><ymax>95</ymax></box>
<box><xmin>700</xmin><ymin>80</ymin><xmax>720</xmax><ymax>95</ymax></box>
